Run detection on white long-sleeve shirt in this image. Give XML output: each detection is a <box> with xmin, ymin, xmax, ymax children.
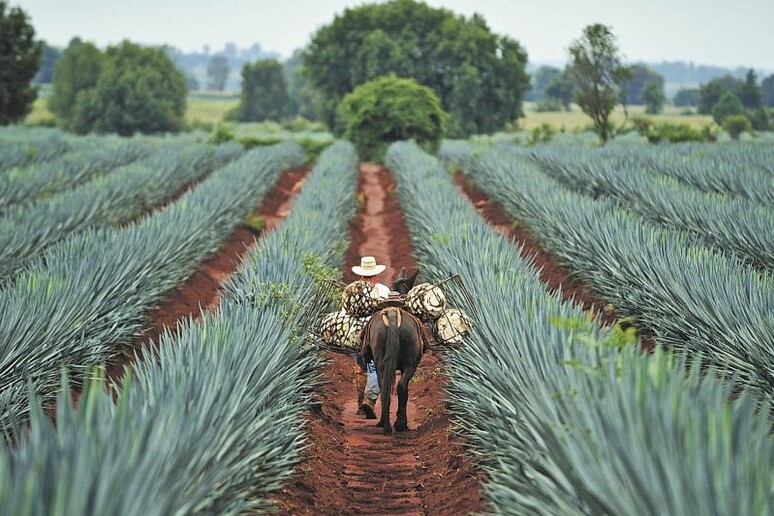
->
<box><xmin>374</xmin><ymin>282</ymin><xmax>390</xmax><ymax>299</ymax></box>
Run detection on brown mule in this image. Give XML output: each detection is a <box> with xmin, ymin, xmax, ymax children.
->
<box><xmin>360</xmin><ymin>269</ymin><xmax>424</xmax><ymax>435</ymax></box>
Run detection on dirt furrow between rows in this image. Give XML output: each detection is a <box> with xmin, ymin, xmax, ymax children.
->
<box><xmin>454</xmin><ymin>171</ymin><xmax>654</xmax><ymax>351</ymax></box>
<box><xmin>274</xmin><ymin>164</ymin><xmax>482</xmax><ymax>515</ymax></box>
<box><xmin>105</xmin><ymin>166</ymin><xmax>309</xmax><ymax>385</ymax></box>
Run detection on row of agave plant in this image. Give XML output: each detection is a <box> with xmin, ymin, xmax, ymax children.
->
<box><xmin>0</xmin><ymin>142</ymin><xmax>305</xmax><ymax>428</ymax></box>
<box><xmin>548</xmin><ymin>141</ymin><xmax>774</xmax><ymax>203</ymax></box>
<box><xmin>0</xmin><ymin>140</ymin><xmax>358</xmax><ymax>514</ymax></box>
<box><xmin>443</xmin><ymin>142</ymin><xmax>774</xmax><ymax>406</ymax></box>
<box><xmin>387</xmin><ymin>141</ymin><xmax>774</xmax><ymax>515</ymax></box>
<box><xmin>0</xmin><ymin>141</ymin><xmax>243</xmax><ymax>283</ymax></box>
<box><xmin>0</xmin><ymin>127</ymin><xmax>72</xmax><ymax>173</ymax></box>
<box><xmin>524</xmin><ymin>144</ymin><xmax>774</xmax><ymax>272</ymax></box>
<box><xmin>624</xmin><ymin>142</ymin><xmax>774</xmax><ymax>202</ymax></box>
<box><xmin>440</xmin><ymin>139</ymin><xmax>774</xmax><ymax>203</ymax></box>
<box><xmin>0</xmin><ymin>137</ymin><xmax>149</xmax><ymax>212</ymax></box>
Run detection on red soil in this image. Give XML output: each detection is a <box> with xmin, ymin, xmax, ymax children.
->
<box><xmin>273</xmin><ymin>165</ymin><xmax>483</xmax><ymax>515</ymax></box>
<box><xmin>105</xmin><ymin>167</ymin><xmax>308</xmax><ymax>384</ymax></box>
<box><xmin>454</xmin><ymin>172</ymin><xmax>654</xmax><ymax>352</ymax></box>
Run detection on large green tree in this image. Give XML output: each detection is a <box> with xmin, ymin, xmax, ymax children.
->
<box><xmin>569</xmin><ymin>24</ymin><xmax>625</xmax><ymax>144</ymax></box>
<box><xmin>303</xmin><ymin>0</ymin><xmax>529</xmax><ymax>137</ymax></box>
<box><xmin>49</xmin><ymin>38</ymin><xmax>103</xmax><ymax>124</ymax></box>
<box><xmin>0</xmin><ymin>1</ymin><xmax>42</xmax><ymax>124</ymax></box>
<box><xmin>239</xmin><ymin>59</ymin><xmax>287</xmax><ymax>122</ymax></box>
<box><xmin>55</xmin><ymin>40</ymin><xmax>187</xmax><ymax>135</ymax></box>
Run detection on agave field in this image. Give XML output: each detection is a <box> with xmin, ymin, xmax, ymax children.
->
<box><xmin>0</xmin><ymin>125</ymin><xmax>358</xmax><ymax>512</ymax></box>
<box><xmin>394</xmin><ymin>141</ymin><xmax>774</xmax><ymax>514</ymax></box>
<box><xmin>440</xmin><ymin>140</ymin><xmax>774</xmax><ymax>402</ymax></box>
<box><xmin>1</xmin><ymin>124</ymin><xmax>773</xmax><ymax>514</ymax></box>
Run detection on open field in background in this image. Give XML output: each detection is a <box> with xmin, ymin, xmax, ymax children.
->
<box><xmin>24</xmin><ymin>91</ymin><xmax>716</xmax><ymax>136</ymax></box>
<box><xmin>520</xmin><ymin>101</ymin><xmax>714</xmax><ymax>131</ymax></box>
<box><xmin>24</xmin><ymin>97</ymin><xmax>56</xmax><ymax>127</ymax></box>
<box><xmin>186</xmin><ymin>91</ymin><xmax>240</xmax><ymax>126</ymax></box>
<box><xmin>23</xmin><ymin>90</ymin><xmax>242</xmax><ymax>129</ymax></box>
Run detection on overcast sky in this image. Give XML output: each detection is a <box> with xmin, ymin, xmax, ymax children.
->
<box><xmin>16</xmin><ymin>0</ymin><xmax>774</xmax><ymax>70</ymax></box>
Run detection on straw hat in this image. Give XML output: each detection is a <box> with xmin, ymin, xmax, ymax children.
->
<box><xmin>352</xmin><ymin>256</ymin><xmax>386</xmax><ymax>277</ymax></box>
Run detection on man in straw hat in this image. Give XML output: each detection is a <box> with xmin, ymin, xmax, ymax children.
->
<box><xmin>351</xmin><ymin>256</ymin><xmax>390</xmax><ymax>419</ymax></box>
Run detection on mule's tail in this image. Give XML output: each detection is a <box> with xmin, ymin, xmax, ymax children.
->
<box><xmin>381</xmin><ymin>308</ymin><xmax>400</xmax><ymax>428</ymax></box>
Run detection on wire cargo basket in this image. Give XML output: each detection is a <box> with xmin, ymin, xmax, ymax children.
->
<box><xmin>299</xmin><ymin>274</ymin><xmax>476</xmax><ymax>354</ymax></box>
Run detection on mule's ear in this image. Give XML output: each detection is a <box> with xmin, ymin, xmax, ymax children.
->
<box><xmin>396</xmin><ymin>267</ymin><xmax>407</xmax><ymax>281</ymax></box>
<box><xmin>408</xmin><ymin>269</ymin><xmax>419</xmax><ymax>285</ymax></box>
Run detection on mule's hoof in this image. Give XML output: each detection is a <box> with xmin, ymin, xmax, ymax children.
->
<box><xmin>383</xmin><ymin>426</ymin><xmax>393</xmax><ymax>435</ymax></box>
<box><xmin>395</xmin><ymin>419</ymin><xmax>408</xmax><ymax>432</ymax></box>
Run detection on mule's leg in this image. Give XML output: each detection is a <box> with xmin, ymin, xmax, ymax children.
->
<box><xmin>373</xmin><ymin>360</ymin><xmax>385</xmax><ymax>427</ymax></box>
<box><xmin>395</xmin><ymin>366</ymin><xmax>416</xmax><ymax>432</ymax></box>
<box><xmin>378</xmin><ymin>362</ymin><xmax>392</xmax><ymax>434</ymax></box>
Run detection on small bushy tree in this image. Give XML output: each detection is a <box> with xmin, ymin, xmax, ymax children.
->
<box><xmin>239</xmin><ymin>59</ymin><xmax>287</xmax><ymax>122</ymax></box>
<box><xmin>749</xmin><ymin>107</ymin><xmax>771</xmax><ymax>131</ymax></box>
<box><xmin>0</xmin><ymin>1</ymin><xmax>42</xmax><ymax>124</ymax></box>
<box><xmin>642</xmin><ymin>79</ymin><xmax>666</xmax><ymax>114</ymax></box>
<box><xmin>723</xmin><ymin>114</ymin><xmax>751</xmax><ymax>139</ymax></box>
<box><xmin>711</xmin><ymin>91</ymin><xmax>744</xmax><ymax>125</ymax></box>
<box><xmin>335</xmin><ymin>75</ymin><xmax>445</xmax><ymax>162</ymax></box>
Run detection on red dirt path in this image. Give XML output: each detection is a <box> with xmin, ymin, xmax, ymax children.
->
<box><xmin>105</xmin><ymin>167</ymin><xmax>308</xmax><ymax>384</ymax></box>
<box><xmin>273</xmin><ymin>165</ymin><xmax>483</xmax><ymax>515</ymax></box>
<box><xmin>454</xmin><ymin>172</ymin><xmax>654</xmax><ymax>352</ymax></box>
